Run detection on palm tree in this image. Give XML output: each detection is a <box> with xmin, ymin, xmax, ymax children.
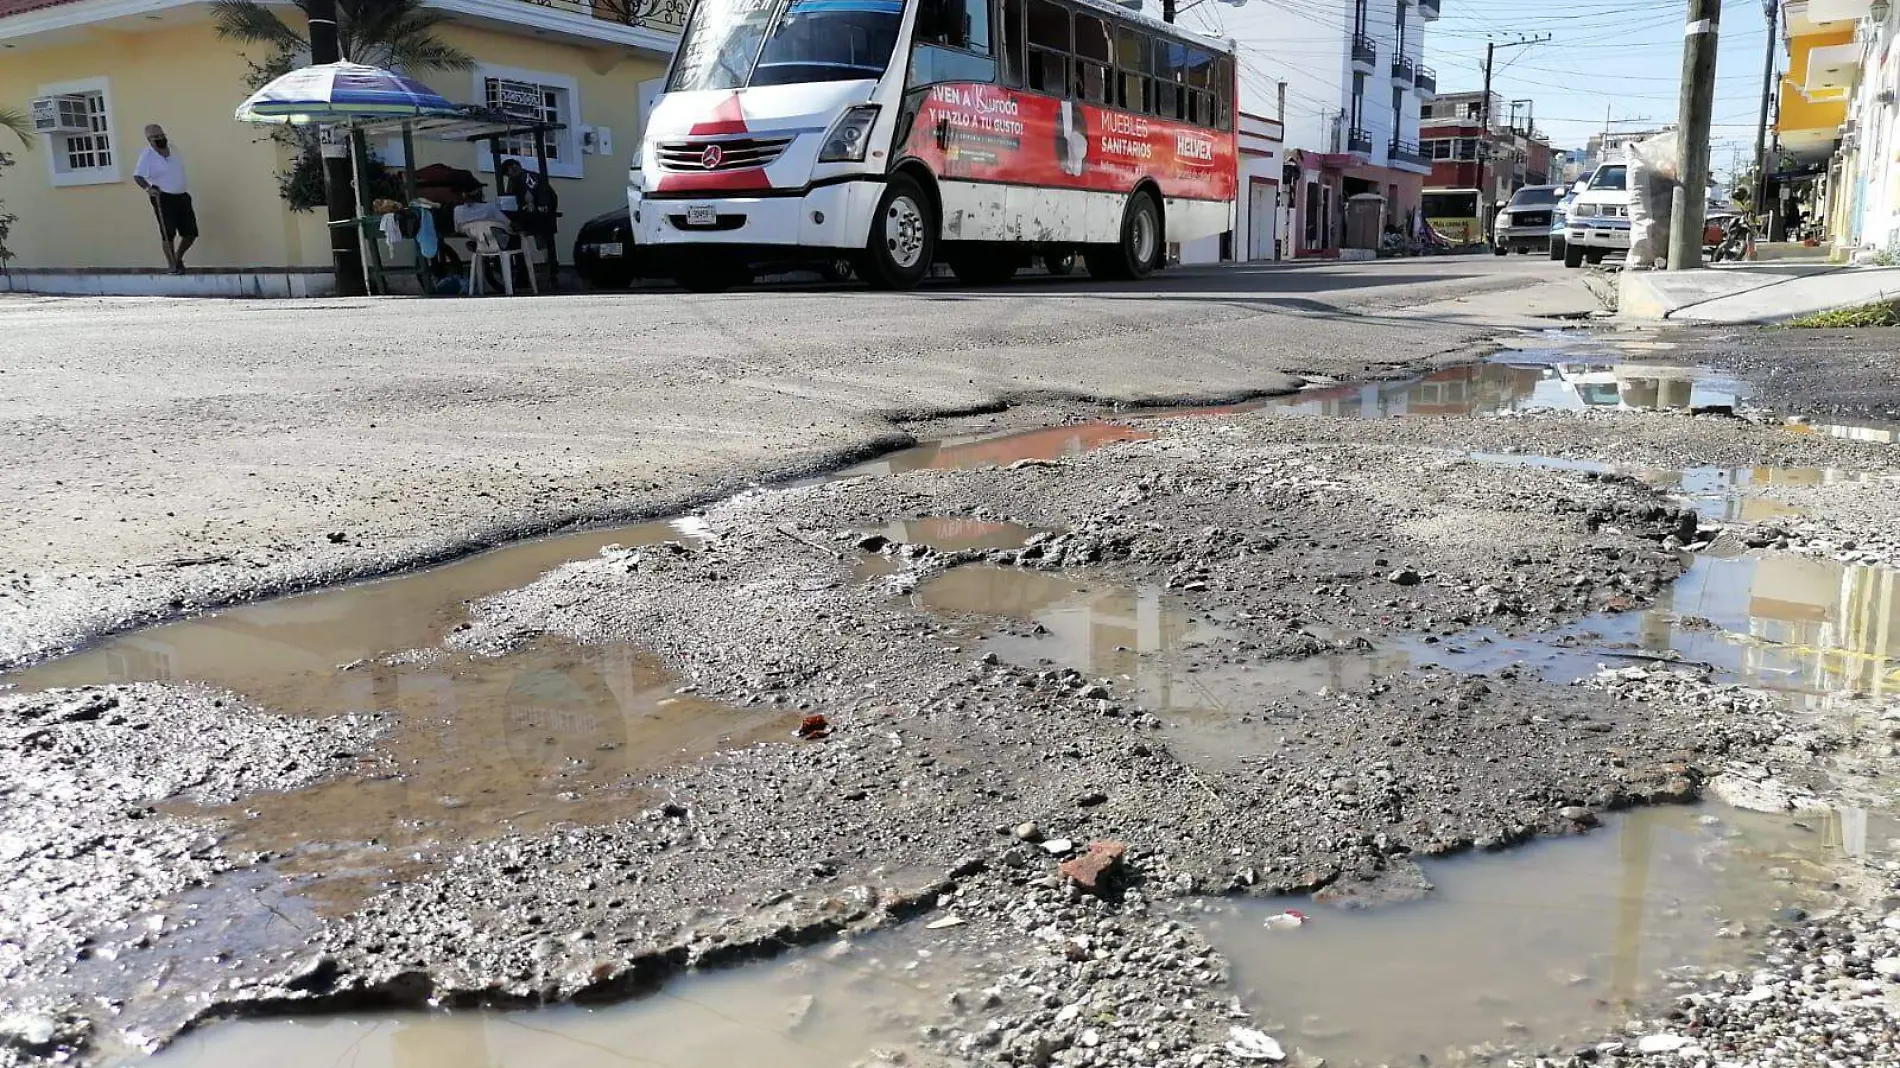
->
<box><xmin>211</xmin><ymin>0</ymin><xmax>474</xmax><ymax>79</ymax></box>
<box><xmin>0</xmin><ymin>107</ymin><xmax>31</xmax><ymax>150</ymax></box>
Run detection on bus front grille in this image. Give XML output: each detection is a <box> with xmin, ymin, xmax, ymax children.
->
<box><xmin>657</xmin><ymin>136</ymin><xmax>795</xmax><ymax>171</ymax></box>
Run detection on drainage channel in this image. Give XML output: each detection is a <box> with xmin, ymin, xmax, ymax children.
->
<box><xmin>9</xmin><ymin>329</ymin><xmax>1897</xmax><ymax>1066</ymax></box>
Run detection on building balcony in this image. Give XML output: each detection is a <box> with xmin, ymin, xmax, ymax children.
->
<box><xmin>1414</xmin><ymin>65</ymin><xmax>1437</xmax><ymax>97</ymax></box>
<box><xmin>1348</xmin><ymin>127</ymin><xmax>1374</xmax><ymax>155</ymax></box>
<box><xmin>1418</xmin><ymin>0</ymin><xmax>1441</xmax><ymax>20</ymax></box>
<box><xmin>1389</xmin><ymin>137</ymin><xmax>1428</xmax><ymax>169</ymax></box>
<box><xmin>1351</xmin><ymin>33</ymin><xmax>1378</xmax><ymax>74</ymax></box>
<box><xmin>502</xmin><ymin>0</ymin><xmax>688</xmax><ymax>36</ymax></box>
<box><xmin>1390</xmin><ymin>54</ymin><xmax>1415</xmax><ymax>86</ymax></box>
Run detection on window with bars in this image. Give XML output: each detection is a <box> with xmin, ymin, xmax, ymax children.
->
<box><xmin>485</xmin><ymin>78</ymin><xmax>565</xmax><ymax>162</ymax></box>
<box><xmin>57</xmin><ymin>92</ymin><xmax>113</xmax><ymax>175</ymax></box>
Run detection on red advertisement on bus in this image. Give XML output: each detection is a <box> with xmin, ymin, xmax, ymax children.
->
<box><xmin>901</xmin><ymin>82</ymin><xmax>1237</xmax><ymax>202</ymax></box>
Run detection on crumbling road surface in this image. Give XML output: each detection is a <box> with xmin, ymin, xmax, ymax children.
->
<box><xmin>3</xmin><ymin>267</ymin><xmax>1899</xmax><ymax>1068</ymax></box>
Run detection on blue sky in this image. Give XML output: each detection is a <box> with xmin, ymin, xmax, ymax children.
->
<box><xmin>1424</xmin><ymin>0</ymin><xmax>1776</xmax><ymax>178</ymax></box>
<box><xmin>1172</xmin><ymin>0</ymin><xmax>1777</xmax><ymax>181</ymax></box>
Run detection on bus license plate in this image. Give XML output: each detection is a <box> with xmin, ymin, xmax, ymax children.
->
<box><xmin>686</xmin><ymin>205</ymin><xmax>717</xmax><ymax>227</ymax></box>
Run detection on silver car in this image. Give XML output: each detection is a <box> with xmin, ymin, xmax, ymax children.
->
<box><xmin>1492</xmin><ymin>185</ymin><xmax>1564</xmax><ymax>255</ymax></box>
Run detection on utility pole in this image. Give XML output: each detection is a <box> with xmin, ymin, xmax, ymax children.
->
<box><xmin>1669</xmin><ymin>0</ymin><xmax>1723</xmax><ymax>269</ymax></box>
<box><xmin>1751</xmin><ymin>0</ymin><xmax>1778</xmax><ymax>217</ymax></box>
<box><xmin>1478</xmin><ymin>36</ymin><xmax>1552</xmax><ymax>206</ymax></box>
<box><xmin>307</xmin><ymin>0</ymin><xmax>365</xmax><ymax>296</ymax></box>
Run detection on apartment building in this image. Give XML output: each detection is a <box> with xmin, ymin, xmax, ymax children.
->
<box><xmin>1421</xmin><ymin>89</ymin><xmax>1553</xmax><ymax>205</ymax></box>
<box><xmin>1196</xmin><ymin>0</ymin><xmax>1440</xmax><ymax>257</ymax></box>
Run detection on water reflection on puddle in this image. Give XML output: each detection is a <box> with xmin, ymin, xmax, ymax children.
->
<box><xmin>910</xmin><ymin>566</ymin><xmax>1414</xmax><ymax>770</ymax></box>
<box><xmin>143</xmin><ymin>934</ymin><xmax>952</xmax><ymax>1068</ymax></box>
<box><xmin>882</xmin><ymin>517</ymin><xmax>1043</xmax><ymax>553</ymax></box>
<box><xmin>1413</xmin><ymin>552</ymin><xmax>1900</xmax><ymax>703</ymax></box>
<box><xmin>2</xmin><ymin>517</ymin><xmax>784</xmax><ymax>912</ymax></box>
<box><xmin>1205</xmin><ymin>804</ymin><xmax>1897</xmax><ymax>1068</ymax></box>
<box><xmin>1259</xmin><ymin>359</ymin><xmax>1751</xmax><ymax>421</ymax></box>
<box><xmin>1473</xmin><ymin>452</ymin><xmax>1878</xmax><ymax>523</ymax></box>
<box><xmin>842</xmin><ymin>423</ymin><xmax>1153</xmax><ymax>477</ymax></box>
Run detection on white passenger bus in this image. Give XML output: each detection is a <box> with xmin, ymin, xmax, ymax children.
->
<box><xmin>630</xmin><ymin>0</ymin><xmax>1240</xmax><ymax>290</ymax></box>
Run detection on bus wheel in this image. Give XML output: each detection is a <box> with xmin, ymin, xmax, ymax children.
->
<box><xmin>858</xmin><ymin>174</ymin><xmax>934</xmax><ymax>290</ymax></box>
<box><xmin>1086</xmin><ymin>191</ymin><xmax>1161</xmax><ymax>280</ymax></box>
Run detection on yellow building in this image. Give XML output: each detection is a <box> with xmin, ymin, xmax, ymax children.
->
<box><xmin>0</xmin><ymin>0</ymin><xmax>680</xmax><ymax>294</ymax></box>
<box><xmin>1776</xmin><ymin>0</ymin><xmax>1868</xmax><ymax>245</ymax></box>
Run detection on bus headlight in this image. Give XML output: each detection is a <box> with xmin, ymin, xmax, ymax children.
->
<box><xmin>818</xmin><ymin>106</ymin><xmax>880</xmax><ymax>163</ymax></box>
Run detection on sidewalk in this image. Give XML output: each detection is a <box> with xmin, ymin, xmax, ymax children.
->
<box><xmin>1620</xmin><ymin>260</ymin><xmax>1900</xmax><ymax>324</ymax></box>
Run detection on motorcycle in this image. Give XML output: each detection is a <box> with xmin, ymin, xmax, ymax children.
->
<box><xmin>1709</xmin><ymin>214</ymin><xmax>1755</xmax><ymax>263</ymax></box>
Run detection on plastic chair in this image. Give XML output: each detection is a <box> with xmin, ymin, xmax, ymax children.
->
<box><xmin>464</xmin><ymin>220</ymin><xmax>537</xmax><ymax>296</ymax></box>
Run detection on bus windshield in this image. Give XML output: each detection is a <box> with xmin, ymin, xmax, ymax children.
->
<box><xmin>1422</xmin><ymin>192</ymin><xmax>1479</xmax><ymax>218</ymax></box>
<box><xmin>670</xmin><ymin>0</ymin><xmax>905</xmax><ymax>92</ymax></box>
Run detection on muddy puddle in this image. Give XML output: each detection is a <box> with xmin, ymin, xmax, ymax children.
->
<box><xmin>1258</xmin><ymin>357</ymin><xmax>1751</xmax><ymax>421</ymax></box>
<box><xmin>840</xmin><ymin>422</ymin><xmax>1153</xmax><ymax>477</ymax></box>
<box><xmin>1474</xmin><ymin>451</ymin><xmax>1879</xmax><ymax>524</ymax></box>
<box><xmin>141</xmin><ymin>929</ymin><xmax>963</xmax><ymax>1068</ymax></box>
<box><xmin>2</xmin><ymin>516</ymin><xmax>787</xmax><ymax>912</ymax></box>
<box><xmin>1205</xmin><ymin>802</ymin><xmax>1898</xmax><ymax>1068</ymax></box>
<box><xmin>1411</xmin><ymin>550</ymin><xmax>1900</xmax><ymax>703</ymax></box>
<box><xmin>909</xmin><ymin>566</ymin><xmax>1411</xmax><ymax>770</ymax></box>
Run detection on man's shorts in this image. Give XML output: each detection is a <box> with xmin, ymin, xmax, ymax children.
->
<box><xmin>156</xmin><ymin>192</ymin><xmax>198</xmax><ymax>241</ymax></box>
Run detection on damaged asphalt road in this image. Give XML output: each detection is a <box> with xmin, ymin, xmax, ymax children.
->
<box><xmin>7</xmin><ymin>321</ymin><xmax>1900</xmax><ymax>1068</ymax></box>
<box><xmin>0</xmin><ymin>259</ymin><xmax>1583</xmax><ymax>673</ymax></box>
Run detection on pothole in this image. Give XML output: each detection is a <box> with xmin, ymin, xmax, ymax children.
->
<box><xmin>1203</xmin><ymin>803</ymin><xmax>1899</xmax><ymax>1068</ymax></box>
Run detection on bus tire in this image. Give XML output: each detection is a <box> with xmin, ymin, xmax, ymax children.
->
<box><xmin>858</xmin><ymin>174</ymin><xmax>935</xmax><ymax>290</ymax></box>
<box><xmin>1086</xmin><ymin>190</ymin><xmax>1161</xmax><ymax>280</ymax></box>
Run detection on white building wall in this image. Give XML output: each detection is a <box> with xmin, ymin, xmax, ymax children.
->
<box><xmin>1168</xmin><ymin>0</ymin><xmax>1426</xmax><ymax>163</ymax></box>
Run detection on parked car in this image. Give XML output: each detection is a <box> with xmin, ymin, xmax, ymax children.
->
<box><xmin>1563</xmin><ymin>164</ymin><xmax>1631</xmax><ymax>268</ymax></box>
<box><xmin>1492</xmin><ymin>185</ymin><xmax>1563</xmax><ymax>255</ymax></box>
<box><xmin>1548</xmin><ymin>178</ymin><xmax>1589</xmax><ymax>261</ymax></box>
<box><xmin>574</xmin><ymin>207</ymin><xmax>639</xmax><ymax>289</ymax></box>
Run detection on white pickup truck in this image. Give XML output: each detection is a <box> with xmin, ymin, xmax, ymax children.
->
<box><xmin>1562</xmin><ymin>163</ymin><xmax>1631</xmax><ymax>268</ymax></box>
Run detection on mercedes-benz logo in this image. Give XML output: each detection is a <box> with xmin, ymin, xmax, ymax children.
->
<box><xmin>700</xmin><ymin>144</ymin><xmax>725</xmax><ymax>170</ymax></box>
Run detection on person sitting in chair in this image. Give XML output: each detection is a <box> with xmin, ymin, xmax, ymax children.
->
<box><xmin>453</xmin><ymin>186</ymin><xmax>516</xmax><ymax>244</ymax></box>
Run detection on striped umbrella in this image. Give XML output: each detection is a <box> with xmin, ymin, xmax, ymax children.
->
<box><xmin>235</xmin><ymin>61</ymin><xmax>457</xmax><ymax>124</ymax></box>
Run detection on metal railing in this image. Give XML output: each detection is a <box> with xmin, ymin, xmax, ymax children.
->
<box><xmin>1389</xmin><ymin>137</ymin><xmax>1426</xmax><ymax>167</ymax></box>
<box><xmin>1390</xmin><ymin>55</ymin><xmax>1415</xmax><ymax>84</ymax></box>
<box><xmin>1414</xmin><ymin>65</ymin><xmax>1437</xmax><ymax>93</ymax></box>
<box><xmin>1348</xmin><ymin>127</ymin><xmax>1373</xmax><ymax>155</ymax></box>
<box><xmin>1351</xmin><ymin>33</ymin><xmax>1378</xmax><ymax>70</ymax></box>
<box><xmin>509</xmin><ymin>0</ymin><xmax>689</xmax><ymax>34</ymax></box>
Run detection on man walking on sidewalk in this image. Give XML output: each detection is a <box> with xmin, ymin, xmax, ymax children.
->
<box><xmin>133</xmin><ymin>124</ymin><xmax>196</xmax><ymax>274</ymax></box>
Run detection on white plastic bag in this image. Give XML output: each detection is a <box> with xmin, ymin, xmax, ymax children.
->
<box><xmin>1626</xmin><ymin>132</ymin><xmax>1679</xmax><ymax>269</ymax></box>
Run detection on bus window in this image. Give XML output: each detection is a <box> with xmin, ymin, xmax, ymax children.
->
<box><xmin>1118</xmin><ymin>70</ymin><xmax>1149</xmax><ymax>112</ymax></box>
<box><xmin>1158</xmin><ymin>39</ymin><xmax>1187</xmax><ymax>85</ymax></box>
<box><xmin>1212</xmin><ymin>55</ymin><xmax>1232</xmax><ymax>130</ymax></box>
<box><xmin>1025</xmin><ymin>0</ymin><xmax>1069</xmax><ymax>96</ymax></box>
<box><xmin>908</xmin><ymin>0</ymin><xmax>997</xmax><ymax>86</ymax></box>
<box><xmin>1114</xmin><ymin>25</ymin><xmax>1147</xmax><ymax>72</ymax></box>
<box><xmin>1154</xmin><ymin>77</ymin><xmax>1177</xmax><ymax>119</ymax></box>
<box><xmin>1074</xmin><ymin>13</ymin><xmax>1109</xmax><ymax>62</ymax></box>
<box><xmin>1184</xmin><ymin>47</ymin><xmax>1213</xmax><ymax>89</ymax></box>
<box><xmin>917</xmin><ymin>0</ymin><xmax>990</xmax><ymax>53</ymax></box>
<box><xmin>997</xmin><ymin>0</ymin><xmax>1025</xmax><ymax>86</ymax></box>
